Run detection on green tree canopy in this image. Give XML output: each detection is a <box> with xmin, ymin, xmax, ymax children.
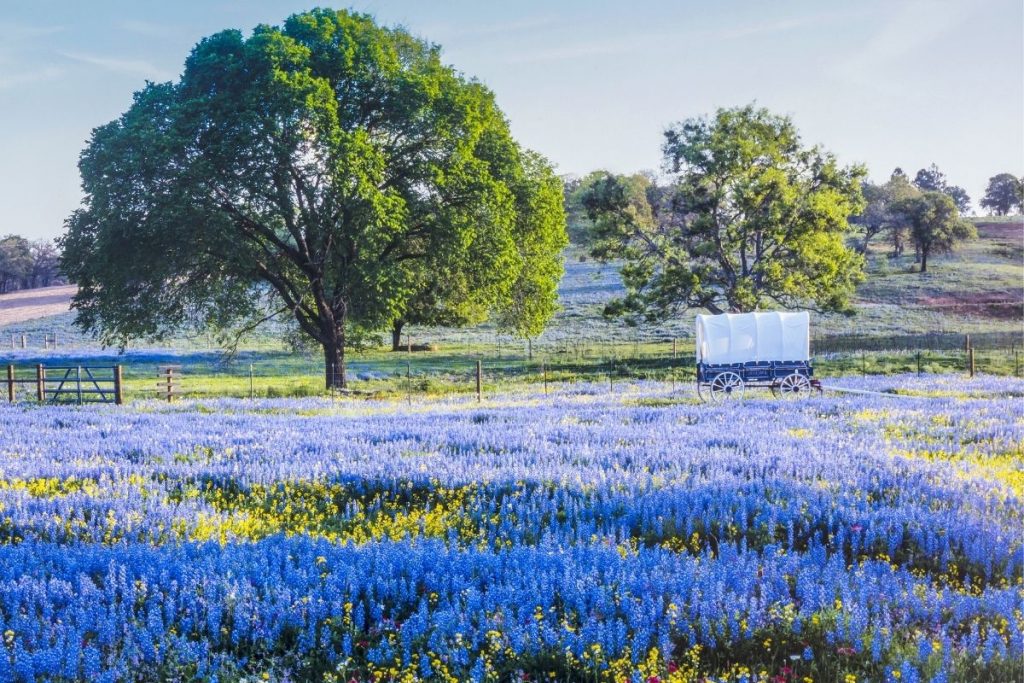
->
<box><xmin>913</xmin><ymin>164</ymin><xmax>947</xmax><ymax>192</ymax></box>
<box><xmin>980</xmin><ymin>173</ymin><xmax>1024</xmax><ymax>216</ymax></box>
<box><xmin>61</xmin><ymin>9</ymin><xmax>565</xmax><ymax>387</ymax></box>
<box><xmin>582</xmin><ymin>104</ymin><xmax>865</xmax><ymax>319</ymax></box>
<box><xmin>389</xmin><ymin>150</ymin><xmax>566</xmax><ymax>350</ymax></box>
<box><xmin>894</xmin><ymin>191</ymin><xmax>976</xmax><ymax>273</ymax></box>
<box><xmin>494</xmin><ymin>151</ymin><xmax>568</xmax><ymax>340</ymax></box>
<box><xmin>913</xmin><ymin>163</ymin><xmax>971</xmax><ymax>213</ymax></box>
<box><xmin>0</xmin><ymin>235</ymin><xmax>33</xmax><ymax>294</ymax></box>
<box><xmin>850</xmin><ymin>171</ymin><xmax>920</xmax><ymax>255</ymax></box>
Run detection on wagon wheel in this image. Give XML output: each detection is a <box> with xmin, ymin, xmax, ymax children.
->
<box><xmin>773</xmin><ymin>372</ymin><xmax>811</xmax><ymax>398</ymax></box>
<box><xmin>709</xmin><ymin>371</ymin><xmax>744</xmax><ymax>401</ymax></box>
<box><xmin>696</xmin><ymin>381</ymin><xmax>708</xmax><ymax>403</ymax></box>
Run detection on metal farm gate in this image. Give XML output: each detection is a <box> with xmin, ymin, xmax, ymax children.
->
<box><xmin>5</xmin><ymin>364</ymin><xmax>124</xmax><ymax>405</ymax></box>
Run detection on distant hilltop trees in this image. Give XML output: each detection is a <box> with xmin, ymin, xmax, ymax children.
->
<box><xmin>980</xmin><ymin>173</ymin><xmax>1024</xmax><ymax>216</ymax></box>
<box><xmin>0</xmin><ymin>235</ymin><xmax>64</xmax><ymax>294</ymax></box>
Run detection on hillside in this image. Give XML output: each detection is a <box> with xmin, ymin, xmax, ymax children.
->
<box><xmin>0</xmin><ymin>285</ymin><xmax>75</xmax><ymax>328</ymax></box>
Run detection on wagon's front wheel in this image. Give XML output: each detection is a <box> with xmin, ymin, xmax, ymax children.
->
<box><xmin>776</xmin><ymin>372</ymin><xmax>811</xmax><ymax>398</ymax></box>
<box><xmin>709</xmin><ymin>371</ymin><xmax>744</xmax><ymax>402</ymax></box>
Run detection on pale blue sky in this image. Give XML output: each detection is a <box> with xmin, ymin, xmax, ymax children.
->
<box><xmin>1</xmin><ymin>0</ymin><xmax>1021</xmax><ymax>240</ymax></box>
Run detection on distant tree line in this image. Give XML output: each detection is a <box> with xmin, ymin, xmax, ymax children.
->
<box><xmin>850</xmin><ymin>167</ymin><xmax>976</xmax><ymax>271</ymax></box>
<box><xmin>567</xmin><ymin>166</ymin><xmax>1021</xmax><ymax>254</ymax></box>
<box><xmin>568</xmin><ymin>154</ymin><xmax>1006</xmax><ymax>282</ymax></box>
<box><xmin>0</xmin><ymin>235</ymin><xmax>64</xmax><ymax>294</ymax></box>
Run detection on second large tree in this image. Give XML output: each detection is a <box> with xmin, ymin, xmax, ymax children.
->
<box><xmin>583</xmin><ymin>105</ymin><xmax>865</xmax><ymax>319</ymax></box>
<box><xmin>62</xmin><ymin>9</ymin><xmax>565</xmax><ymax>388</ymax></box>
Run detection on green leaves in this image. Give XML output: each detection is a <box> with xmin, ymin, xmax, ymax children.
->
<box><xmin>61</xmin><ymin>8</ymin><xmax>565</xmax><ymax>386</ymax></box>
<box><xmin>980</xmin><ymin>173</ymin><xmax>1024</xmax><ymax>216</ymax></box>
<box><xmin>584</xmin><ymin>104</ymin><xmax>865</xmax><ymax>319</ymax></box>
<box><xmin>893</xmin><ymin>191</ymin><xmax>976</xmax><ymax>273</ymax></box>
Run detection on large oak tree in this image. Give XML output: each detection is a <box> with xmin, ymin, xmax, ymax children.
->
<box><xmin>61</xmin><ymin>9</ymin><xmax>565</xmax><ymax>387</ymax></box>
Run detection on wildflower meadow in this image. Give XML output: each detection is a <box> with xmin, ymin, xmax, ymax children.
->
<box><xmin>0</xmin><ymin>374</ymin><xmax>1020</xmax><ymax>682</ymax></box>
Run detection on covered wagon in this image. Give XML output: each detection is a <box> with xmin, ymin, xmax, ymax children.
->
<box><xmin>695</xmin><ymin>311</ymin><xmax>820</xmax><ymax>401</ymax></box>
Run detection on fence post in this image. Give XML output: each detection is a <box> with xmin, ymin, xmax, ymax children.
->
<box><xmin>159</xmin><ymin>367</ymin><xmax>176</xmax><ymax>402</ymax></box>
<box><xmin>20</xmin><ymin>334</ymin><xmax>26</xmax><ymax>349</ymax></box>
<box><xmin>861</xmin><ymin>351</ymin><xmax>866</xmax><ymax>377</ymax></box>
<box><xmin>968</xmin><ymin>347</ymin><xmax>975</xmax><ymax>378</ymax></box>
<box><xmin>6</xmin><ymin>365</ymin><xmax>13</xmax><ymax>403</ymax></box>
<box><xmin>475</xmin><ymin>360</ymin><xmax>482</xmax><ymax>402</ymax></box>
<box><xmin>249</xmin><ymin>364</ymin><xmax>254</xmax><ymax>400</ymax></box>
<box><xmin>36</xmin><ymin>364</ymin><xmax>44</xmax><ymax>402</ymax></box>
<box><xmin>76</xmin><ymin>366</ymin><xmax>83</xmax><ymax>405</ymax></box>
<box><xmin>406</xmin><ymin>361</ymin><xmax>412</xmax><ymax>405</ymax></box>
<box><xmin>542</xmin><ymin>361</ymin><xmax>548</xmax><ymax>395</ymax></box>
<box><xmin>114</xmin><ymin>365</ymin><xmax>123</xmax><ymax>405</ymax></box>
<box><xmin>672</xmin><ymin>338</ymin><xmax>677</xmax><ymax>359</ymax></box>
<box><xmin>916</xmin><ymin>351</ymin><xmax>921</xmax><ymax>377</ymax></box>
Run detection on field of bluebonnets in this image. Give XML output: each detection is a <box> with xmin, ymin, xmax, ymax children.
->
<box><xmin>0</xmin><ymin>373</ymin><xmax>1021</xmax><ymax>682</ymax></box>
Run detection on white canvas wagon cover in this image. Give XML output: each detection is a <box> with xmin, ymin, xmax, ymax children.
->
<box><xmin>695</xmin><ymin>311</ymin><xmax>810</xmax><ymax>364</ymax></box>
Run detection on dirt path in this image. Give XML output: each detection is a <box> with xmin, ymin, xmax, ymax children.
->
<box><xmin>0</xmin><ymin>285</ymin><xmax>76</xmax><ymax>326</ymax></box>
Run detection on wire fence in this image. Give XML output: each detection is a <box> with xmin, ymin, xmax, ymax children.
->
<box><xmin>3</xmin><ymin>330</ymin><xmax>1022</xmax><ymax>404</ymax></box>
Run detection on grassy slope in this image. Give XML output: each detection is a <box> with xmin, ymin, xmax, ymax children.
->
<box><xmin>840</xmin><ymin>221</ymin><xmax>1022</xmax><ymax>336</ymax></box>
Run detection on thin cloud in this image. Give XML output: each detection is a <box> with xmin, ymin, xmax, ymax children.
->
<box><xmin>0</xmin><ymin>22</ymin><xmax>64</xmax><ymax>38</ymax></box>
<box><xmin>503</xmin><ymin>9</ymin><xmax>863</xmax><ymax>66</ymax></box>
<box><xmin>713</xmin><ymin>15</ymin><xmax>839</xmax><ymax>40</ymax></box>
<box><xmin>503</xmin><ymin>34</ymin><xmax>660</xmax><ymax>65</ymax></box>
<box><xmin>419</xmin><ymin>16</ymin><xmax>559</xmax><ymax>42</ymax></box>
<box><xmin>831</xmin><ymin>0</ymin><xmax>979</xmax><ymax>92</ymax></box>
<box><xmin>58</xmin><ymin>51</ymin><xmax>175</xmax><ymax>81</ymax></box>
<box><xmin>118</xmin><ymin>20</ymin><xmax>173</xmax><ymax>37</ymax></box>
<box><xmin>0</xmin><ymin>66</ymin><xmax>64</xmax><ymax>90</ymax></box>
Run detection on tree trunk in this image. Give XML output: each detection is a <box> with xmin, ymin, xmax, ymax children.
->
<box><xmin>391</xmin><ymin>321</ymin><xmax>405</xmax><ymax>352</ymax></box>
<box><xmin>920</xmin><ymin>249</ymin><xmax>928</xmax><ymax>273</ymax></box>
<box><xmin>323</xmin><ymin>337</ymin><xmax>346</xmax><ymax>389</ymax></box>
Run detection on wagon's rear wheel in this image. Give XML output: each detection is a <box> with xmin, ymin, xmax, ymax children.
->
<box><xmin>709</xmin><ymin>371</ymin><xmax>744</xmax><ymax>401</ymax></box>
<box><xmin>775</xmin><ymin>372</ymin><xmax>811</xmax><ymax>398</ymax></box>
